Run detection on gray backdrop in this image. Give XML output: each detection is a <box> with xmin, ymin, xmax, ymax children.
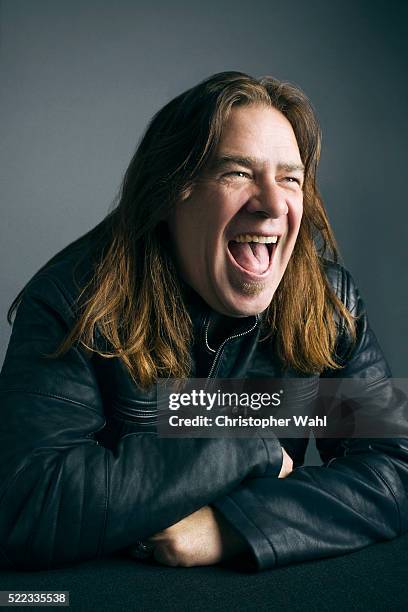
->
<box><xmin>1</xmin><ymin>0</ymin><xmax>407</xmax><ymax>379</ymax></box>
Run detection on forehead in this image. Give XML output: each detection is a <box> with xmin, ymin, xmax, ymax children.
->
<box><xmin>216</xmin><ymin>104</ymin><xmax>301</xmax><ymax>165</ymax></box>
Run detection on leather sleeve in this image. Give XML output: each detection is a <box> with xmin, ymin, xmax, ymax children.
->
<box><xmin>213</xmin><ymin>266</ymin><xmax>408</xmax><ymax>570</ymax></box>
<box><xmin>0</xmin><ymin>274</ymin><xmax>282</xmax><ymax>570</ymax></box>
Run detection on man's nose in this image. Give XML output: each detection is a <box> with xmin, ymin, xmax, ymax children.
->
<box><xmin>246</xmin><ymin>180</ymin><xmax>289</xmax><ymax>218</ymax></box>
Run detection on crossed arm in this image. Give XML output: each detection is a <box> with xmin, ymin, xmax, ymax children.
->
<box><xmin>144</xmin><ymin>448</ymin><xmax>294</xmax><ymax>567</ymax></box>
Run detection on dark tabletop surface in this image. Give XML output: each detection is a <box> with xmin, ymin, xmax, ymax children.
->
<box><xmin>0</xmin><ymin>534</ymin><xmax>407</xmax><ymax>612</ymax></box>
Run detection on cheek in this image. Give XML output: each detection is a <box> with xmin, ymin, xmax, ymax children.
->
<box><xmin>171</xmin><ymin>207</ymin><xmax>213</xmax><ymax>276</ymax></box>
<box><xmin>288</xmin><ymin>194</ymin><xmax>304</xmax><ymax>232</ymax></box>
<box><xmin>169</xmin><ymin>203</ymin><xmax>202</xmax><ymax>251</ymax></box>
<box><xmin>174</xmin><ymin>206</ymin><xmax>199</xmax><ymax>236</ymax></box>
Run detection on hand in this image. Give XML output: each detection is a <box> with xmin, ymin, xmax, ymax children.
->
<box><xmin>139</xmin><ymin>448</ymin><xmax>292</xmax><ymax>568</ymax></box>
<box><xmin>278</xmin><ymin>447</ymin><xmax>293</xmax><ymax>478</ymax></box>
<box><xmin>145</xmin><ymin>505</ymin><xmax>247</xmax><ymax>567</ymax></box>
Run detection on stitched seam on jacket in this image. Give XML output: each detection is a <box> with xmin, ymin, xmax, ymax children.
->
<box><xmin>35</xmin><ymin>455</ymin><xmax>64</xmax><ymax>569</ymax></box>
<box><xmin>97</xmin><ymin>450</ymin><xmax>110</xmax><ymax>558</ymax></box>
<box><xmin>224</xmin><ymin>495</ymin><xmax>277</xmax><ymax>566</ymax></box>
<box><xmin>343</xmin><ymin>266</ymin><xmax>348</xmax><ymax>310</ymax></box>
<box><xmin>325</xmin><ymin>263</ymin><xmax>347</xmax><ymax>338</ymax></box>
<box><xmin>339</xmin><ymin>266</ymin><xmax>347</xmax><ymax>335</ymax></box>
<box><xmin>261</xmin><ymin>438</ymin><xmax>271</xmax><ymax>475</ymax></box>
<box><xmin>363</xmin><ymin>375</ymin><xmax>388</xmax><ymax>390</ymax></box>
<box><xmin>359</xmin><ymin>459</ymin><xmax>401</xmax><ymax>534</ymax></box>
<box><xmin>0</xmin><ymin>388</ymin><xmax>101</xmax><ymax>413</ymax></box>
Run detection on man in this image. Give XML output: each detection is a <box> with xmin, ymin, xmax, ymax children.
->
<box><xmin>1</xmin><ymin>72</ymin><xmax>407</xmax><ymax>571</ymax></box>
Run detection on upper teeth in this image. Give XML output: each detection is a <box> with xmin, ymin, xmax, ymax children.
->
<box><xmin>233</xmin><ymin>234</ymin><xmax>278</xmax><ymax>244</ymax></box>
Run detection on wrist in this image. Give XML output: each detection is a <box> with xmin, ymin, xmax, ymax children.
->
<box><xmin>211</xmin><ymin>507</ymin><xmax>249</xmax><ymax>560</ymax></box>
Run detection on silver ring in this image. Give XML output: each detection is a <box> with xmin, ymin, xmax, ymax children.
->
<box><xmin>129</xmin><ymin>540</ymin><xmax>155</xmax><ymax>560</ymax></box>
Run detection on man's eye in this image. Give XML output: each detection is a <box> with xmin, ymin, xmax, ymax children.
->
<box><xmin>224</xmin><ymin>171</ymin><xmax>251</xmax><ymax>179</ymax></box>
<box><xmin>284</xmin><ymin>176</ymin><xmax>301</xmax><ymax>185</ymax></box>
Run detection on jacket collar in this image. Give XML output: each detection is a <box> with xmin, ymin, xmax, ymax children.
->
<box><xmin>179</xmin><ymin>280</ymin><xmax>261</xmax><ymax>344</ymax></box>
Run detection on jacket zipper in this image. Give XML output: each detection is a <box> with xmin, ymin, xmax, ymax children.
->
<box><xmin>113</xmin><ymin>315</ymin><xmax>260</xmax><ymax>423</ymax></box>
<box><xmin>205</xmin><ymin>314</ymin><xmax>260</xmax><ymax>380</ymax></box>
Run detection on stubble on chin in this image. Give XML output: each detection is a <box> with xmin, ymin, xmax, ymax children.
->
<box><xmin>235</xmin><ymin>280</ymin><xmax>267</xmax><ymax>296</ymax></box>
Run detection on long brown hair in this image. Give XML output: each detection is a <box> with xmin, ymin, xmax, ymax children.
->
<box><xmin>8</xmin><ymin>71</ymin><xmax>355</xmax><ymax>387</ymax></box>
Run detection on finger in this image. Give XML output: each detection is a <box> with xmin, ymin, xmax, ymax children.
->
<box><xmin>278</xmin><ymin>447</ymin><xmax>293</xmax><ymax>478</ymax></box>
<box><xmin>153</xmin><ymin>543</ymin><xmax>180</xmax><ymax>567</ymax></box>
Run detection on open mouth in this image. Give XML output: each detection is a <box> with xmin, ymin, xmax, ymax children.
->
<box><xmin>227</xmin><ymin>234</ymin><xmax>279</xmax><ymax>275</ymax></box>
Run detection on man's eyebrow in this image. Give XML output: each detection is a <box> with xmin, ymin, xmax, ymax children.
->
<box><xmin>277</xmin><ymin>162</ymin><xmax>305</xmax><ymax>173</ymax></box>
<box><xmin>209</xmin><ymin>154</ymin><xmax>261</xmax><ymax>170</ymax></box>
<box><xmin>209</xmin><ymin>154</ymin><xmax>305</xmax><ymax>173</ymax></box>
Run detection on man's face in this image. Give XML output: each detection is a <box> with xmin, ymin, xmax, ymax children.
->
<box><xmin>167</xmin><ymin>104</ymin><xmax>304</xmax><ymax>317</ymax></box>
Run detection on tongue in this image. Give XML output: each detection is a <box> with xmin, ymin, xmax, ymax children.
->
<box><xmin>229</xmin><ymin>242</ymin><xmax>270</xmax><ymax>274</ymax></box>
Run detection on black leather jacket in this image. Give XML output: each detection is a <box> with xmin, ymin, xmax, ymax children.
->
<box><xmin>1</xmin><ymin>223</ymin><xmax>407</xmax><ymax>571</ymax></box>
